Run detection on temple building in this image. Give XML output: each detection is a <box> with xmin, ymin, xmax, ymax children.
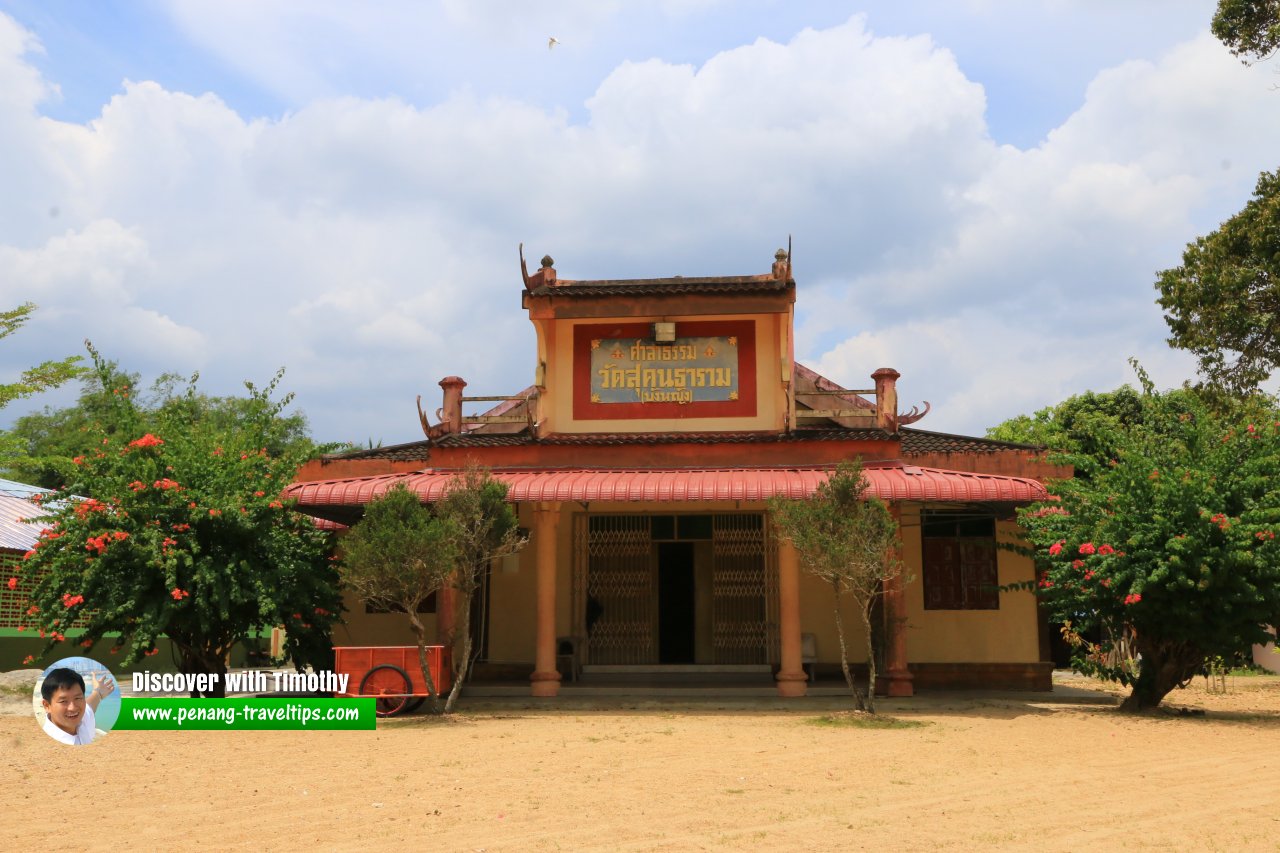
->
<box><xmin>287</xmin><ymin>249</ymin><xmax>1064</xmax><ymax>697</ymax></box>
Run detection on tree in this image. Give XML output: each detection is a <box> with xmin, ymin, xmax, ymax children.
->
<box><xmin>0</xmin><ymin>303</ymin><xmax>84</xmax><ymax>466</ymax></box>
<box><xmin>769</xmin><ymin>460</ymin><xmax>902</xmax><ymax>713</ymax></box>
<box><xmin>4</xmin><ymin>364</ymin><xmax>315</xmax><ymax>490</ymax></box>
<box><xmin>1156</xmin><ymin>169</ymin><xmax>1280</xmax><ymax>398</ymax></box>
<box><xmin>339</xmin><ymin>485</ymin><xmax>461</xmax><ymax>714</ymax></box>
<box><xmin>433</xmin><ymin>468</ymin><xmax>524</xmax><ymax>714</ymax></box>
<box><xmin>1003</xmin><ymin>371</ymin><xmax>1280</xmax><ymax>711</ymax></box>
<box><xmin>8</xmin><ymin>350</ymin><xmax>341</xmax><ymax>696</ymax></box>
<box><xmin>1213</xmin><ymin>0</ymin><xmax>1280</xmax><ymax>64</ymax></box>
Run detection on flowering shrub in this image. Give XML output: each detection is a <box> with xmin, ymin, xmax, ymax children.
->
<box><xmin>13</xmin><ymin>352</ymin><xmax>341</xmax><ymax>695</ymax></box>
<box><xmin>1013</xmin><ymin>375</ymin><xmax>1280</xmax><ymax>711</ymax></box>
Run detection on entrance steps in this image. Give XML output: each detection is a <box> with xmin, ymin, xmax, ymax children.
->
<box><xmin>463</xmin><ymin>663</ymin><xmax>783</xmax><ymax>698</ymax></box>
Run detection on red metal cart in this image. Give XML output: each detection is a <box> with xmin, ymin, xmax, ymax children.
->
<box><xmin>334</xmin><ymin>646</ymin><xmax>453</xmax><ymax>716</ymax></box>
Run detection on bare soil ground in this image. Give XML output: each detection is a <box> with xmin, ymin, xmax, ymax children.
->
<box><xmin>4</xmin><ymin>672</ymin><xmax>1279</xmax><ymax>852</ymax></box>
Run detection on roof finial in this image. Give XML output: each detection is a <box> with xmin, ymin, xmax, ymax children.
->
<box><xmin>541</xmin><ymin>255</ymin><xmax>554</xmax><ymax>269</ymax></box>
<box><xmin>775</xmin><ymin>248</ymin><xmax>788</xmax><ymax>262</ymax></box>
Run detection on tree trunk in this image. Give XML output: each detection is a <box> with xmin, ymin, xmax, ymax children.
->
<box><xmin>860</xmin><ymin>599</ymin><xmax>877</xmax><ymax>715</ymax></box>
<box><xmin>177</xmin><ymin>642</ymin><xmax>228</xmax><ymax>698</ymax></box>
<box><xmin>831</xmin><ymin>580</ymin><xmax>866</xmax><ymax>712</ymax></box>
<box><xmin>1118</xmin><ymin>638</ymin><xmax>1204</xmax><ymax>713</ymax></box>
<box><xmin>444</xmin><ymin>583</ymin><xmax>473</xmax><ymax>714</ymax></box>
<box><xmin>407</xmin><ymin>610</ymin><xmax>441</xmax><ymax>715</ymax></box>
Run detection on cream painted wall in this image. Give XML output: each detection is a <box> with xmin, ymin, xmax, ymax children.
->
<box><xmin>797</xmin><ymin>571</ymin><xmax>872</xmax><ymax>664</ymax></box>
<box><xmin>546</xmin><ymin>315</ymin><xmax>785</xmax><ymax>433</ymax></box>
<box><xmin>901</xmin><ymin>510</ymin><xmax>1041</xmax><ymax>663</ymax></box>
<box><xmin>332</xmin><ymin>590</ymin><xmax>438</xmax><ymax>648</ymax></box>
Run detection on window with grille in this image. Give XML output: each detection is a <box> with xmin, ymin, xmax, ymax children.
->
<box><xmin>921</xmin><ymin>512</ymin><xmax>999</xmax><ymax>610</ymax></box>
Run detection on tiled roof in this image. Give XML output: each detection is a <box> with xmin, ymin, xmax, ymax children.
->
<box><xmin>323</xmin><ymin>428</ymin><xmax>900</xmax><ymax>459</ymax></box>
<box><xmin>287</xmin><ymin>463</ymin><xmax>1048</xmax><ymax>514</ymax></box>
<box><xmin>900</xmin><ymin>428</ymin><xmax>1043</xmax><ymax>454</ymax></box>
<box><xmin>529</xmin><ymin>275</ymin><xmax>793</xmax><ymax>298</ymax></box>
<box><xmin>323</xmin><ymin>427</ymin><xmax>1040</xmax><ymax>459</ymax></box>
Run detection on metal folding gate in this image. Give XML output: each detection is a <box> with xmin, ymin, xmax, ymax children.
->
<box><xmin>571</xmin><ymin>513</ymin><xmax>778</xmax><ymax>665</ymax></box>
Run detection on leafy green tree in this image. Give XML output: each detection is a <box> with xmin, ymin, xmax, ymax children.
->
<box><xmin>339</xmin><ymin>485</ymin><xmax>461</xmax><ymax>714</ymax></box>
<box><xmin>1213</xmin><ymin>0</ymin><xmax>1280</xmax><ymax>64</ymax></box>
<box><xmin>7</xmin><ymin>351</ymin><xmax>340</xmax><ymax>696</ymax></box>
<box><xmin>5</xmin><ymin>362</ymin><xmax>314</xmax><ymax>490</ymax></box>
<box><xmin>769</xmin><ymin>460</ymin><xmax>901</xmax><ymax>713</ymax></box>
<box><xmin>434</xmin><ymin>468</ymin><xmax>524</xmax><ymax>714</ymax></box>
<box><xmin>0</xmin><ymin>303</ymin><xmax>84</xmax><ymax>466</ymax></box>
<box><xmin>1006</xmin><ymin>372</ymin><xmax>1280</xmax><ymax>711</ymax></box>
<box><xmin>1156</xmin><ymin>170</ymin><xmax>1280</xmax><ymax>397</ymax></box>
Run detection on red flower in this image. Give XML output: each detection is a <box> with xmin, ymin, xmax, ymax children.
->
<box><xmin>170</xmin><ymin>587</ymin><xmax>190</xmax><ymax>600</ymax></box>
<box><xmin>61</xmin><ymin>593</ymin><xmax>84</xmax><ymax>608</ymax></box>
<box><xmin>129</xmin><ymin>481</ymin><xmax>147</xmax><ymax>492</ymax></box>
<box><xmin>1047</xmin><ymin>541</ymin><xmax>1064</xmax><ymax>556</ymax></box>
<box><xmin>153</xmin><ymin>478</ymin><xmax>181</xmax><ymax>491</ymax></box>
<box><xmin>268</xmin><ymin>501</ymin><xmax>282</xmax><ymax>509</ymax></box>
<box><xmin>23</xmin><ymin>655</ymin><xmax>35</xmax><ymax>665</ymax></box>
<box><xmin>112</xmin><ymin>530</ymin><xmax>129</xmax><ymax>541</ymax></box>
<box><xmin>208</xmin><ymin>508</ymin><xmax>221</xmax><ymax>517</ymax></box>
<box><xmin>6</xmin><ymin>577</ymin><xmax>16</xmax><ymax>591</ymax></box>
<box><xmin>1124</xmin><ymin>593</ymin><xmax>1142</xmax><ymax>605</ymax></box>
<box><xmin>1084</xmin><ymin>570</ymin><xmax>1095</xmax><ymax>581</ymax></box>
<box><xmin>1037</xmin><ymin>578</ymin><xmax>1054</xmax><ymax>589</ymax></box>
<box><xmin>128</xmin><ymin>433</ymin><xmax>164</xmax><ymax>448</ymax></box>
<box><xmin>254</xmin><ymin>491</ymin><xmax>265</xmax><ymax>498</ymax></box>
<box><xmin>314</xmin><ymin>607</ymin><xmax>330</xmax><ymax>616</ymax></box>
<box><xmin>26</xmin><ymin>605</ymin><xmax>39</xmax><ymax>616</ymax></box>
<box><xmin>1101</xmin><ymin>578</ymin><xmax>1111</xmax><ymax>588</ymax></box>
<box><xmin>145</xmin><ymin>648</ymin><xmax>159</xmax><ymax>657</ymax></box>
<box><xmin>80</xmin><ymin>640</ymin><xmax>93</xmax><ymax>648</ymax></box>
<box><xmin>1097</xmin><ymin>544</ymin><xmax>1115</xmax><ymax>556</ymax></box>
<box><xmin>172</xmin><ymin>523</ymin><xmax>190</xmax><ymax>532</ymax></box>
<box><xmin>1071</xmin><ymin>560</ymin><xmax>1084</xmax><ymax>570</ymax></box>
<box><xmin>1078</xmin><ymin>542</ymin><xmax>1096</xmax><ymax>555</ymax></box>
<box><xmin>72</xmin><ymin>456</ymin><xmax>85</xmax><ymax>465</ymax></box>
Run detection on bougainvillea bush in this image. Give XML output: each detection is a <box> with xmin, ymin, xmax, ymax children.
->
<box><xmin>1015</xmin><ymin>374</ymin><xmax>1280</xmax><ymax>711</ymax></box>
<box><xmin>7</xmin><ymin>352</ymin><xmax>340</xmax><ymax>695</ymax></box>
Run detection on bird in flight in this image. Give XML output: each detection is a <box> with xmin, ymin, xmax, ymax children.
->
<box><xmin>548</xmin><ymin>36</ymin><xmax>560</xmax><ymax>50</ymax></box>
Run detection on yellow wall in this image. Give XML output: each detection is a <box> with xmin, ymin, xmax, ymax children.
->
<box><xmin>900</xmin><ymin>509</ymin><xmax>1040</xmax><ymax>663</ymax></box>
<box><xmin>543</xmin><ymin>314</ymin><xmax>787</xmax><ymax>433</ymax></box>
<box><xmin>332</xmin><ymin>590</ymin><xmax>439</xmax><ymax>648</ymax></box>
<box><xmin>337</xmin><ymin>503</ymin><xmax>1040</xmax><ymax>667</ymax></box>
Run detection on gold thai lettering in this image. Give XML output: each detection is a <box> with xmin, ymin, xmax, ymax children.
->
<box><xmin>597</xmin><ymin>365</ymin><xmax>732</xmax><ymax>390</ymax></box>
<box><xmin>629</xmin><ymin>342</ymin><xmax>699</xmax><ymax>362</ymax></box>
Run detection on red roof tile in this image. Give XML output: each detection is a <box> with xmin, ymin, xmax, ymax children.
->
<box><xmin>286</xmin><ymin>463</ymin><xmax>1046</xmax><ymax>519</ymax></box>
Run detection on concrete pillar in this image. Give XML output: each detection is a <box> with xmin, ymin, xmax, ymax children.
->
<box><xmin>435</xmin><ymin>584</ymin><xmax>457</xmax><ymax>647</ymax></box>
<box><xmin>883</xmin><ymin>504</ymin><xmax>914</xmax><ymax>697</ymax></box>
<box><xmin>530</xmin><ymin>503</ymin><xmax>562</xmax><ymax>697</ymax></box>
<box><xmin>775</xmin><ymin>538</ymin><xmax>808</xmax><ymax>698</ymax></box>
<box><xmin>871</xmin><ymin>368</ymin><xmax>900</xmax><ymax>433</ymax></box>
<box><xmin>439</xmin><ymin>376</ymin><xmax>467</xmax><ymax>434</ymax></box>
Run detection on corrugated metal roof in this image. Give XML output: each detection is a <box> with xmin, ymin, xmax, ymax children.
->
<box><xmin>286</xmin><ymin>463</ymin><xmax>1046</xmax><ymax>512</ymax></box>
<box><xmin>0</xmin><ymin>478</ymin><xmax>50</xmax><ymax>552</ymax></box>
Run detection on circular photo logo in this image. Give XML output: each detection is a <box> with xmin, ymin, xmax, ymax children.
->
<box><xmin>33</xmin><ymin>657</ymin><xmax>120</xmax><ymax>745</ymax></box>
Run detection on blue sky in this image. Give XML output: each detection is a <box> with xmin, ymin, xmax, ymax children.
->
<box><xmin>0</xmin><ymin>1</ymin><xmax>1275</xmax><ymax>444</ymax></box>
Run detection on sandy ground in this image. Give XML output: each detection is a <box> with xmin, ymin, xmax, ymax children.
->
<box><xmin>3</xmin><ymin>672</ymin><xmax>1279</xmax><ymax>852</ymax></box>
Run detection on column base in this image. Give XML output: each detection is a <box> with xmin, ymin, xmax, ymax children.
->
<box><xmin>885</xmin><ymin>668</ymin><xmax>914</xmax><ymax>698</ymax></box>
<box><xmin>776</xmin><ymin>670</ymin><xmax>808</xmax><ymax>698</ymax></box>
<box><xmin>530</xmin><ymin>670</ymin><xmax>562</xmax><ymax>698</ymax></box>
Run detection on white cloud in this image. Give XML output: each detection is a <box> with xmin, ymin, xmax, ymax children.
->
<box><xmin>1</xmin><ymin>10</ymin><xmax>1276</xmax><ymax>444</ymax></box>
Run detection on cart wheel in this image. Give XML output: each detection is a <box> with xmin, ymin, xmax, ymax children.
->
<box><xmin>359</xmin><ymin>664</ymin><xmax>412</xmax><ymax>717</ymax></box>
<box><xmin>404</xmin><ymin>697</ymin><xmax>426</xmax><ymax>714</ymax></box>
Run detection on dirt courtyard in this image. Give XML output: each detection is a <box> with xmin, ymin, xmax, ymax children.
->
<box><xmin>4</xmin><ymin>673</ymin><xmax>1279</xmax><ymax>852</ymax></box>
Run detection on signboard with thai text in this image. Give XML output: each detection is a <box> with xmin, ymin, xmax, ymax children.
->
<box><xmin>573</xmin><ymin>321</ymin><xmax>756</xmax><ymax>420</ymax></box>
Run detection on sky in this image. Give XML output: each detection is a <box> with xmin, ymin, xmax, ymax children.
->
<box><xmin>0</xmin><ymin>0</ymin><xmax>1277</xmax><ymax>446</ymax></box>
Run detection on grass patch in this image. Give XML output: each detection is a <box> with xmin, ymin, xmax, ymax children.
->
<box><xmin>805</xmin><ymin>712</ymin><xmax>929</xmax><ymax>730</ymax></box>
